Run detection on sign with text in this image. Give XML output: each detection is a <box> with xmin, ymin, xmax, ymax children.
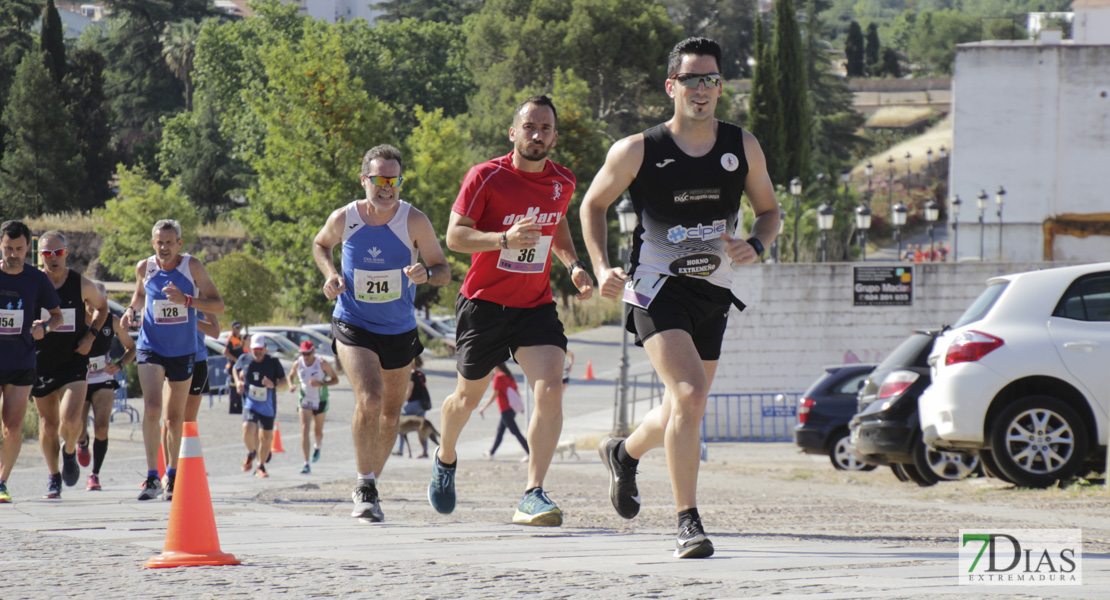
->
<box><xmin>854</xmin><ymin>266</ymin><xmax>913</xmax><ymax>306</ymax></box>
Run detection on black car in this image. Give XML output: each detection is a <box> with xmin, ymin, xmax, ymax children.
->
<box><xmin>794</xmin><ymin>364</ymin><xmax>876</xmax><ymax>471</ymax></box>
<box><xmin>850</xmin><ymin>328</ymin><xmax>979</xmax><ymax>486</ymax></box>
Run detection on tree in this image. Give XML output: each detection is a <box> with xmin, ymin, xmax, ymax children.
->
<box><xmin>865</xmin><ymin>22</ymin><xmax>880</xmax><ymax>71</ymax></box>
<box><xmin>747</xmin><ymin>16</ymin><xmax>785</xmax><ymax>184</ymax></box>
<box><xmin>39</xmin><ymin>0</ymin><xmax>65</xmax><ymax>83</ymax></box>
<box><xmin>95</xmin><ymin>165</ymin><xmax>199</xmax><ymax>280</ymax></box>
<box><xmin>0</xmin><ymin>53</ymin><xmax>84</xmax><ymax>217</ymax></box>
<box><xmin>375</xmin><ymin>0</ymin><xmax>482</xmax><ymax>24</ymax></box>
<box><xmin>880</xmin><ymin>47</ymin><xmax>902</xmax><ymax>78</ymax></box>
<box><xmin>158</xmin><ymin>99</ymin><xmax>246</xmax><ymax>219</ymax></box>
<box><xmin>845</xmin><ymin>21</ymin><xmax>865</xmax><ymax>77</ymax></box>
<box><xmin>0</xmin><ymin>0</ymin><xmax>40</xmax><ymax>162</ymax></box>
<box><xmin>63</xmin><ymin>47</ymin><xmax>116</xmax><ymax>210</ymax></box>
<box><xmin>663</xmin><ymin>0</ymin><xmax>756</xmax><ymax>79</ymax></box>
<box><xmin>405</xmin><ymin>106</ymin><xmax>472</xmax><ymax>237</ymax></box>
<box><xmin>160</xmin><ymin>18</ymin><xmax>202</xmax><ymax>111</ymax></box>
<box><xmin>806</xmin><ymin>1</ymin><xmax>867</xmax><ymax>175</ymax></box>
<box><xmin>773</xmin><ymin>0</ymin><xmax>810</xmax><ymax>181</ymax></box>
<box><xmin>207</xmin><ymin>252</ymin><xmax>278</xmax><ymax>327</ymax></box>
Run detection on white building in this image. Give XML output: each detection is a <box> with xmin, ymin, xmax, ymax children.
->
<box><xmin>949</xmin><ymin>0</ymin><xmax>1110</xmax><ymax>262</ymax></box>
<box><xmin>288</xmin><ymin>0</ymin><xmax>387</xmax><ymax>24</ymax></box>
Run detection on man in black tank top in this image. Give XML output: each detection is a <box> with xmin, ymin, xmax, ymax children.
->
<box><xmin>32</xmin><ymin>231</ymin><xmax>109</xmax><ymax>499</ymax></box>
<box><xmin>580</xmin><ymin>37</ymin><xmax>781</xmax><ymax>559</ymax></box>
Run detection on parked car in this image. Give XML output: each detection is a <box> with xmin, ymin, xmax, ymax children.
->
<box><xmin>919</xmin><ymin>262</ymin><xmax>1110</xmax><ymax>488</ymax></box>
<box><xmin>249</xmin><ymin>325</ymin><xmax>339</xmax><ymax>370</ymax></box>
<box><xmin>794</xmin><ymin>364</ymin><xmax>877</xmax><ymax>471</ymax></box>
<box><xmin>302</xmin><ymin>323</ymin><xmax>333</xmax><ymax>341</ymax></box>
<box><xmin>850</xmin><ymin>328</ymin><xmax>980</xmax><ymax>487</ymax></box>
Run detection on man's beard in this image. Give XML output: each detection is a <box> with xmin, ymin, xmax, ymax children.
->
<box><xmin>517</xmin><ymin>142</ymin><xmax>550</xmax><ymax>162</ymax></box>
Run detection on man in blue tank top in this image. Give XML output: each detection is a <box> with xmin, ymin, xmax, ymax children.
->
<box><xmin>312</xmin><ymin>144</ymin><xmax>450</xmax><ymax>523</ymax></box>
<box><xmin>580</xmin><ymin>38</ymin><xmax>780</xmax><ymax>558</ymax></box>
<box><xmin>121</xmin><ymin>219</ymin><xmax>225</xmax><ymax>501</ymax></box>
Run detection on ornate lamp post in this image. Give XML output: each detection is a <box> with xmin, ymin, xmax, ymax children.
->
<box><xmin>924</xmin><ymin>199</ymin><xmax>940</xmax><ymax>257</ymax></box>
<box><xmin>996</xmin><ymin>185</ymin><xmax>1006</xmax><ymax>261</ymax></box>
<box><xmin>865</xmin><ymin>161</ymin><xmax>874</xmax><ymax>205</ymax></box>
<box><xmin>950</xmin><ymin>195</ymin><xmax>962</xmax><ymax>262</ymax></box>
<box><xmin>789</xmin><ymin>177</ymin><xmax>802</xmax><ymax>263</ymax></box>
<box><xmin>977</xmin><ymin>189</ymin><xmax>988</xmax><ymax>261</ymax></box>
<box><xmin>892</xmin><ymin>202</ymin><xmax>908</xmax><ymax>258</ymax></box>
<box><xmin>614</xmin><ymin>195</ymin><xmax>636</xmax><ymax>435</ymax></box>
<box><xmin>886</xmin><ymin>155</ymin><xmax>895</xmax><ymax>214</ymax></box>
<box><xmin>925</xmin><ymin>147</ymin><xmax>934</xmax><ymax>184</ymax></box>
<box><xmin>904</xmin><ymin>151</ymin><xmax>912</xmax><ymax>189</ymax></box>
<box><xmin>816</xmin><ymin>202</ymin><xmax>835</xmax><ymax>263</ymax></box>
<box><xmin>770</xmin><ymin>208</ymin><xmax>785</xmax><ymax>262</ymax></box>
<box><xmin>855</xmin><ymin>204</ymin><xmax>872</xmax><ymax>262</ymax></box>
<box><xmin>840</xmin><ymin>167</ymin><xmax>851</xmax><ymax>202</ymax></box>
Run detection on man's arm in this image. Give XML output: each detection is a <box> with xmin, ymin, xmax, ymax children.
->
<box><xmin>76</xmin><ymin>275</ymin><xmax>108</xmax><ymax>355</ymax></box>
<box><xmin>106</xmin><ymin>315</ymin><xmax>137</xmax><ymax>374</ymax></box>
<box><xmin>550</xmin><ymin>218</ymin><xmax>593</xmax><ymax>300</ymax></box>
<box><xmin>719</xmin><ymin>131</ymin><xmax>781</xmax><ymax>265</ymax></box>
<box><xmin>180</xmin><ymin>261</ymin><xmax>226</xmax><ymax>315</ymax></box>
<box><xmin>120</xmin><ymin>260</ymin><xmax>146</xmax><ymax>330</ymax></box>
<box><xmin>313</xmin><ymin>208</ymin><xmax>346</xmax><ymax>300</ymax></box>
<box><xmin>197</xmin><ymin>312</ymin><xmax>220</xmax><ymax>338</ymax></box>
<box><xmin>446</xmin><ymin>212</ymin><xmax>543</xmax><ymax>254</ymax></box>
<box><xmin>579</xmin><ymin>134</ymin><xmax>644</xmax><ymax>299</ymax></box>
<box><xmin>406</xmin><ymin>209</ymin><xmax>451</xmax><ymax>287</ymax></box>
<box><xmin>320</xmin><ymin>360</ymin><xmax>339</xmax><ymax>386</ymax></box>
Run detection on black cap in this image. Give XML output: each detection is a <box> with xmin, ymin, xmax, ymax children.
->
<box><xmin>231</xmin><ymin>321</ymin><xmax>242</xmax><ymax>328</ymax></box>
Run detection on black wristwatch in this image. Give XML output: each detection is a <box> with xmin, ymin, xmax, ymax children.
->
<box><xmin>746</xmin><ymin>236</ymin><xmax>765</xmax><ymax>257</ymax></box>
<box><xmin>568</xmin><ymin>259</ymin><xmax>589</xmax><ymax>275</ymax></box>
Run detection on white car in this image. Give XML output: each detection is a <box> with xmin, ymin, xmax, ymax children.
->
<box><xmin>919</xmin><ymin>262</ymin><xmax>1110</xmax><ymax>488</ymax></box>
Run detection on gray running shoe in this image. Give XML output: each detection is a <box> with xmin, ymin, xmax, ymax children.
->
<box><xmin>351</xmin><ymin>480</ymin><xmax>384</xmax><ymax>523</ymax></box>
<box><xmin>427</xmin><ymin>452</ymin><xmax>456</xmax><ymax>514</ymax></box>
<box><xmin>599</xmin><ymin>436</ymin><xmax>640</xmax><ymax>519</ymax></box>
<box><xmin>675</xmin><ymin>518</ymin><xmax>715</xmax><ymax>559</ymax></box>
<box><xmin>43</xmin><ymin>474</ymin><xmax>62</xmax><ymax>499</ymax></box>
<box><xmin>138</xmin><ymin>475</ymin><xmax>162</xmax><ymax>501</ymax></box>
<box><xmin>511</xmin><ymin>487</ymin><xmax>563</xmax><ymax>527</ymax></box>
<box><xmin>61</xmin><ymin>449</ymin><xmax>80</xmax><ymax>487</ymax></box>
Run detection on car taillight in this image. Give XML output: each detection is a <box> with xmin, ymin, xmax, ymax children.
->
<box><xmin>798</xmin><ymin>397</ymin><xmax>815</xmax><ymax>424</ymax></box>
<box><xmin>877</xmin><ymin>370</ymin><xmax>919</xmax><ymax>400</ymax></box>
<box><xmin>944</xmin><ymin>330</ymin><xmax>1004</xmax><ymax>366</ymax></box>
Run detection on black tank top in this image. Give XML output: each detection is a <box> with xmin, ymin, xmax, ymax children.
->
<box><xmin>36</xmin><ymin>269</ymin><xmax>89</xmax><ymax>368</ymax></box>
<box><xmin>626</xmin><ymin>121</ymin><xmax>749</xmax><ymax>289</ymax></box>
<box><xmin>89</xmin><ymin>314</ymin><xmax>115</xmax><ymax>357</ymax></box>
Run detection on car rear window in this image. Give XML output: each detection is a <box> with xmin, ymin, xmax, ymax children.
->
<box><xmin>875</xmin><ymin>332</ymin><xmax>935</xmax><ymax>371</ymax></box>
<box><xmin>1053</xmin><ymin>273</ymin><xmax>1110</xmax><ymax>322</ymax></box>
<box><xmin>951</xmin><ymin>281</ymin><xmax>1008</xmax><ymax>329</ymax></box>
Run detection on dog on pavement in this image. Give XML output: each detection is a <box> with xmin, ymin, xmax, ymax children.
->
<box><xmin>554</xmin><ymin>438</ymin><xmax>579</xmax><ymax>460</ymax></box>
<box><xmin>393</xmin><ymin>415</ymin><xmax>440</xmax><ymax>459</ymax></box>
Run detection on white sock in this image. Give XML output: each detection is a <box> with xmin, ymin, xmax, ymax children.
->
<box><xmin>358</xmin><ymin>471</ymin><xmax>376</xmax><ymax>481</ymax></box>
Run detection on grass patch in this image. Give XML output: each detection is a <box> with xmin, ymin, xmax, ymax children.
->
<box><xmin>557</xmin><ymin>294</ymin><xmax>623</xmax><ymax>333</ymax></box>
<box><xmin>0</xmin><ymin>400</ymin><xmax>39</xmax><ymax>443</ymax></box>
<box><xmin>22</xmin><ymin>211</ymin><xmax>246</xmax><ymax>238</ymax></box>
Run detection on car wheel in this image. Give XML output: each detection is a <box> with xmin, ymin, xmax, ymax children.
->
<box><xmin>977</xmin><ymin>449</ymin><xmax>1015</xmax><ymax>484</ymax></box>
<box><xmin>890</xmin><ymin>463</ymin><xmax>910</xmax><ymax>482</ymax></box>
<box><xmin>829</xmin><ymin>432</ymin><xmax>876</xmax><ymax>471</ymax></box>
<box><xmin>896</xmin><ymin>461</ymin><xmax>938</xmax><ymax>487</ymax></box>
<box><xmin>989</xmin><ymin>395</ymin><xmax>1089</xmax><ymax>488</ymax></box>
<box><xmin>914</xmin><ymin>438</ymin><xmax>980</xmax><ymax>481</ymax></box>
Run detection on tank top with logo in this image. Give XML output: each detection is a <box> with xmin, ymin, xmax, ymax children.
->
<box><xmin>138</xmin><ymin>255</ymin><xmax>198</xmax><ymax>358</ymax></box>
<box><xmin>36</xmin><ymin>269</ymin><xmax>89</xmax><ymax>371</ymax></box>
<box><xmin>333</xmin><ymin>200</ymin><xmax>417</xmax><ymax>335</ymax></box>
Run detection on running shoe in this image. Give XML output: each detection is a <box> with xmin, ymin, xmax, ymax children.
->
<box><xmin>137</xmin><ymin>475</ymin><xmax>162</xmax><ymax>501</ymax></box>
<box><xmin>0</xmin><ymin>481</ymin><xmax>11</xmax><ymax>503</ymax></box>
<box><xmin>242</xmin><ymin>451</ymin><xmax>256</xmax><ymax>472</ymax></box>
<box><xmin>162</xmin><ymin>472</ymin><xmax>175</xmax><ymax>501</ymax></box>
<box><xmin>43</xmin><ymin>474</ymin><xmax>63</xmax><ymax>499</ymax></box>
<box><xmin>312</xmin><ymin>447</ymin><xmax>321</xmax><ymax>463</ymax></box>
<box><xmin>674</xmin><ymin>518</ymin><xmax>715</xmax><ymax>559</ymax></box>
<box><xmin>598</xmin><ymin>436</ymin><xmax>640</xmax><ymax>519</ymax></box>
<box><xmin>86</xmin><ymin>473</ymin><xmax>101</xmax><ymax>491</ymax></box>
<box><xmin>427</xmin><ymin>452</ymin><xmax>456</xmax><ymax>514</ymax></box>
<box><xmin>76</xmin><ymin>436</ymin><xmax>91</xmax><ymax>467</ymax></box>
<box><xmin>61</xmin><ymin>449</ymin><xmax>80</xmax><ymax>487</ymax></box>
<box><xmin>301</xmin><ymin>464</ymin><xmax>310</xmax><ymax>475</ymax></box>
<box><xmin>512</xmin><ymin>487</ymin><xmax>563</xmax><ymax>526</ymax></box>
<box><xmin>351</xmin><ymin>480</ymin><xmax>384</xmax><ymax>523</ymax></box>
<box><xmin>254</xmin><ymin>466</ymin><xmax>269</xmax><ymax>478</ymax></box>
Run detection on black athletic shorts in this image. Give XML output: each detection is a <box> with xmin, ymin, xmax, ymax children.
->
<box><xmin>189</xmin><ymin>360</ymin><xmax>210</xmax><ymax>396</ymax></box>
<box><xmin>33</xmin><ymin>358</ymin><xmax>90</xmax><ymax>398</ymax></box>
<box><xmin>86</xmin><ymin>379</ymin><xmax>120</xmax><ymax>398</ymax></box>
<box><xmin>137</xmin><ymin>349</ymin><xmax>194</xmax><ymax>383</ymax></box>
<box><xmin>624</xmin><ymin>275</ymin><xmax>738</xmax><ymax>361</ymax></box>
<box><xmin>332</xmin><ymin>318</ymin><xmax>422</xmax><ymax>371</ymax></box>
<box><xmin>0</xmin><ymin>369</ymin><xmax>36</xmax><ymax>387</ymax></box>
<box><xmin>243</xmin><ymin>408</ymin><xmax>275</xmax><ymax>431</ymax></box>
<box><xmin>455</xmin><ymin>295</ymin><xmax>567</xmax><ymax>381</ymax></box>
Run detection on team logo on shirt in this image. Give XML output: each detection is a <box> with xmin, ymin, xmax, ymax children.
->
<box><xmin>368</xmin><ymin>247</ymin><xmax>383</xmax><ymax>258</ymax></box>
<box><xmin>363</xmin><ymin>246</ymin><xmax>386</xmax><ymax>265</ymax></box>
<box><xmin>552</xmin><ymin>181</ymin><xmax>563</xmax><ymax>201</ymax></box>
<box><xmin>721</xmin><ymin>153</ymin><xmax>739</xmax><ymax>172</ymax></box>
<box><xmin>666</xmin><ymin>220</ymin><xmax>727</xmax><ymax>244</ymax></box>
<box><xmin>674</xmin><ymin>188</ymin><xmax>721</xmax><ymax>204</ymax></box>
<box><xmin>501</xmin><ymin>206</ymin><xmax>563</xmax><ymax>227</ymax></box>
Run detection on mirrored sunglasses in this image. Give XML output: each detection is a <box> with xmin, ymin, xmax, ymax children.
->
<box><xmin>671</xmin><ymin>73</ymin><xmax>723</xmax><ymax>89</ymax></box>
<box><xmin>40</xmin><ymin>248</ymin><xmax>68</xmax><ymax>258</ymax></box>
<box><xmin>366</xmin><ymin>175</ymin><xmax>404</xmax><ymax>188</ymax></box>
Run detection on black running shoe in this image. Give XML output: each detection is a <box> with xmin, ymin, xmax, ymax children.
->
<box><xmin>162</xmin><ymin>472</ymin><xmax>175</xmax><ymax>501</ymax></box>
<box><xmin>61</xmin><ymin>449</ymin><xmax>80</xmax><ymax>487</ymax></box>
<box><xmin>675</xmin><ymin>518</ymin><xmax>715</xmax><ymax>559</ymax></box>
<box><xmin>351</xmin><ymin>480</ymin><xmax>384</xmax><ymax>523</ymax></box>
<box><xmin>598</xmin><ymin>436</ymin><xmax>640</xmax><ymax>519</ymax></box>
<box><xmin>43</xmin><ymin>474</ymin><xmax>62</xmax><ymax>499</ymax></box>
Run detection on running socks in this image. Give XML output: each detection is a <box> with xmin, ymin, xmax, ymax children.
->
<box><xmin>616</xmin><ymin>441</ymin><xmax>639</xmax><ymax>470</ymax></box>
<box><xmin>92</xmin><ymin>438</ymin><xmax>108</xmax><ymax>474</ymax></box>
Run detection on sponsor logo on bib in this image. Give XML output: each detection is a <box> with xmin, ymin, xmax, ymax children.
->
<box><xmin>669</xmin><ymin>254</ymin><xmax>721</xmax><ymax>276</ymax></box>
<box><xmin>666</xmin><ymin>220</ymin><xmax>727</xmax><ymax>244</ymax></box>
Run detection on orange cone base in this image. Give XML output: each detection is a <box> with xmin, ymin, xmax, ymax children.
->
<box><xmin>144</xmin><ymin>550</ymin><xmax>241</xmax><ymax>569</ymax></box>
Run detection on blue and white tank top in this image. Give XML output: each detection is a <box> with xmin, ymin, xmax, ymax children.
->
<box><xmin>138</xmin><ymin>255</ymin><xmax>198</xmax><ymax>357</ymax></box>
<box><xmin>195</xmin><ymin>329</ymin><xmax>207</xmax><ymax>361</ymax></box>
<box><xmin>333</xmin><ymin>200</ymin><xmax>418</xmax><ymax>335</ymax></box>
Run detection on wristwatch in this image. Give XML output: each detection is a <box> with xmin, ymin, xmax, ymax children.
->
<box><xmin>568</xmin><ymin>260</ymin><xmax>589</xmax><ymax>275</ymax></box>
<box><xmin>746</xmin><ymin>236</ymin><xmax>765</xmax><ymax>257</ymax></box>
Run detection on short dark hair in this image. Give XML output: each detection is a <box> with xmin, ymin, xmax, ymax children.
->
<box><xmin>514</xmin><ymin>95</ymin><xmax>558</xmax><ymax>129</ymax></box>
<box><xmin>1</xmin><ymin>220</ymin><xmax>31</xmax><ymax>244</ymax></box>
<box><xmin>361</xmin><ymin>144</ymin><xmax>403</xmax><ymax>177</ymax></box>
<box><xmin>667</xmin><ymin>37</ymin><xmax>723</xmax><ymax>78</ymax></box>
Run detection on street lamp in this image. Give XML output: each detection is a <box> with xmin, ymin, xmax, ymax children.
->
<box><xmin>951</xmin><ymin>195</ymin><xmax>962</xmax><ymax>262</ymax></box>
<box><xmin>925</xmin><ymin>199</ymin><xmax>940</xmax><ymax>257</ymax></box>
<box><xmin>789</xmin><ymin>177</ymin><xmax>802</xmax><ymax>263</ymax></box>
<box><xmin>770</xmin><ymin>208</ymin><xmax>785</xmax><ymax>262</ymax></box>
<box><xmin>886</xmin><ymin>155</ymin><xmax>895</xmax><ymax>214</ymax></box>
<box><xmin>926</xmin><ymin>147</ymin><xmax>934</xmax><ymax>183</ymax></box>
<box><xmin>840</xmin><ymin>167</ymin><xmax>851</xmax><ymax>206</ymax></box>
<box><xmin>816</xmin><ymin>202</ymin><xmax>834</xmax><ymax>263</ymax></box>
<box><xmin>892</xmin><ymin>202</ymin><xmax>908</xmax><ymax>258</ymax></box>
<box><xmin>613</xmin><ymin>195</ymin><xmax>636</xmax><ymax>436</ymax></box>
<box><xmin>855</xmin><ymin>204</ymin><xmax>872</xmax><ymax>261</ymax></box>
<box><xmin>904</xmin><ymin>151</ymin><xmax>912</xmax><ymax>189</ymax></box>
<box><xmin>977</xmin><ymin>189</ymin><xmax>988</xmax><ymax>261</ymax></box>
<box><xmin>996</xmin><ymin>185</ymin><xmax>1006</xmax><ymax>261</ymax></box>
<box><xmin>865</xmin><ymin>161</ymin><xmax>874</xmax><ymax>206</ymax></box>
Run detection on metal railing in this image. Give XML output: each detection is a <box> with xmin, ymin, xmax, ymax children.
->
<box><xmin>702</xmin><ymin>393</ymin><xmax>801</xmax><ymax>442</ymax></box>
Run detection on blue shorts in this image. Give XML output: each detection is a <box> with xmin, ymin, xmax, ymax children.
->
<box><xmin>243</xmin><ymin>408</ymin><xmax>275</xmax><ymax>431</ymax></box>
<box><xmin>137</xmin><ymin>349</ymin><xmax>194</xmax><ymax>383</ymax></box>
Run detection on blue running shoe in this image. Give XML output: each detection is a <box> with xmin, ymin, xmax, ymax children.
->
<box><xmin>427</xmin><ymin>451</ymin><xmax>456</xmax><ymax>514</ymax></box>
<box><xmin>512</xmin><ymin>487</ymin><xmax>563</xmax><ymax>527</ymax></box>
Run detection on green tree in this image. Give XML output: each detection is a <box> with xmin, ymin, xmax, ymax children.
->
<box><xmin>748</xmin><ymin>16</ymin><xmax>785</xmax><ymax>184</ymax></box>
<box><xmin>158</xmin><ymin>99</ymin><xmax>246</xmax><ymax>219</ymax></box>
<box><xmin>63</xmin><ymin>47</ymin><xmax>115</xmax><ymax>210</ymax></box>
<box><xmin>207</xmin><ymin>252</ymin><xmax>279</xmax><ymax>327</ymax></box>
<box><xmin>405</xmin><ymin>105</ymin><xmax>472</xmax><ymax>237</ymax></box>
<box><xmin>160</xmin><ymin>18</ymin><xmax>202</xmax><ymax>111</ymax></box>
<box><xmin>904</xmin><ymin>10</ymin><xmax>980</xmax><ymax>76</ymax></box>
<box><xmin>0</xmin><ymin>53</ymin><xmax>84</xmax><ymax>217</ymax></box>
<box><xmin>806</xmin><ymin>1</ymin><xmax>867</xmax><ymax>175</ymax></box>
<box><xmin>773</xmin><ymin>0</ymin><xmax>810</xmax><ymax>181</ymax></box>
<box><xmin>845</xmin><ymin>21</ymin><xmax>865</xmax><ymax>77</ymax></box>
<box><xmin>375</xmin><ymin>0</ymin><xmax>482</xmax><ymax>24</ymax></box>
<box><xmin>879</xmin><ymin>47</ymin><xmax>902</xmax><ymax>78</ymax></box>
<box><xmin>39</xmin><ymin>0</ymin><xmax>65</xmax><ymax>83</ymax></box>
<box><xmin>95</xmin><ymin>165</ymin><xmax>199</xmax><ymax>280</ymax></box>
<box><xmin>865</xmin><ymin>22</ymin><xmax>880</xmax><ymax>71</ymax></box>
<box><xmin>0</xmin><ymin>0</ymin><xmax>39</xmax><ymax>161</ymax></box>
<box><xmin>663</xmin><ymin>0</ymin><xmax>756</xmax><ymax>79</ymax></box>
<box><xmin>239</xmin><ymin>20</ymin><xmax>393</xmax><ymax>314</ymax></box>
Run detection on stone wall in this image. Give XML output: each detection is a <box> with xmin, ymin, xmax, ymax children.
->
<box><xmin>46</xmin><ymin>230</ymin><xmax>247</xmax><ymax>281</ymax></box>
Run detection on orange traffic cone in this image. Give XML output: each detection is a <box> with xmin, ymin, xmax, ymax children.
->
<box><xmin>144</xmin><ymin>422</ymin><xmax>240</xmax><ymax>568</ymax></box>
<box><xmin>584</xmin><ymin>359</ymin><xmax>595</xmax><ymax>380</ymax></box>
<box><xmin>271</xmin><ymin>422</ymin><xmax>285</xmax><ymax>453</ymax></box>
